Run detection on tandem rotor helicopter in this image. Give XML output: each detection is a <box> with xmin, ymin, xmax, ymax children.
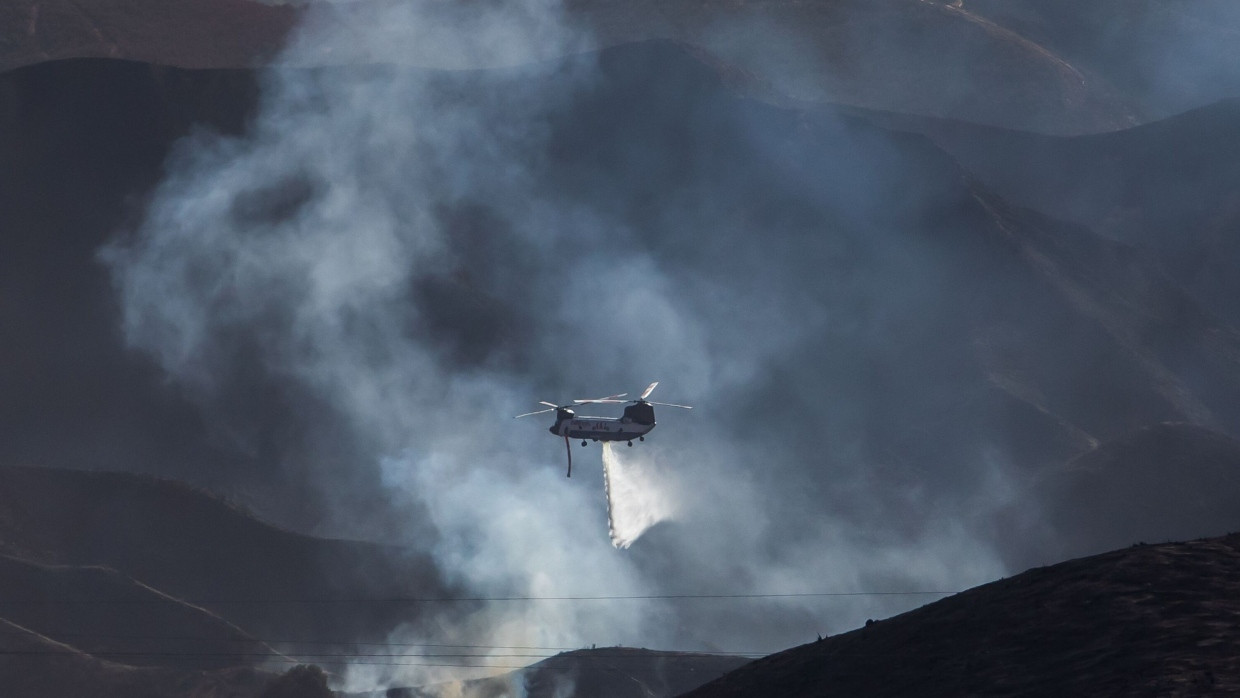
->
<box><xmin>515</xmin><ymin>382</ymin><xmax>692</xmax><ymax>477</ymax></box>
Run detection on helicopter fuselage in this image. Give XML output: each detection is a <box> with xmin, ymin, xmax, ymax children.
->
<box><xmin>516</xmin><ymin>384</ymin><xmax>688</xmax><ymax>475</ymax></box>
<box><xmin>549</xmin><ymin>403</ymin><xmax>657</xmax><ymax>444</ymax></box>
<box><xmin>551</xmin><ymin>415</ymin><xmax>656</xmax><ymax>443</ymax></box>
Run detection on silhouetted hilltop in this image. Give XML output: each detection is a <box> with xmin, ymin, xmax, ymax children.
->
<box><xmin>682</xmin><ymin>533</ymin><xmax>1240</xmax><ymax>697</ymax></box>
<box><xmin>521</xmin><ymin>649</ymin><xmax>749</xmax><ymax>698</ymax></box>
<box><xmin>351</xmin><ymin>647</ymin><xmax>750</xmax><ymax>698</ymax></box>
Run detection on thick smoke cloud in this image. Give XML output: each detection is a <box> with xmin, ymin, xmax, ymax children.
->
<box><xmin>94</xmin><ymin>0</ymin><xmax>1166</xmax><ymax>690</ymax></box>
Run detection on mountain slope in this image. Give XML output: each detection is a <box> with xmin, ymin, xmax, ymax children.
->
<box><xmin>682</xmin><ymin>533</ymin><xmax>1240</xmax><ymax>697</ymax></box>
<box><xmin>0</xmin><ymin>553</ymin><xmax>277</xmax><ymax>670</ymax></box>
<box><xmin>0</xmin><ymin>465</ymin><xmax>454</xmax><ymax>643</ymax></box>
<box><xmin>7</xmin><ymin>45</ymin><xmax>1240</xmax><ymax>586</ymax></box>
<box><xmin>548</xmin><ymin>40</ymin><xmax>1240</xmax><ymax>448</ymax></box>
<box><xmin>574</xmin><ymin>0</ymin><xmax>1130</xmax><ymax>133</ymax></box>
<box><xmin>861</xmin><ymin>99</ymin><xmax>1240</xmax><ymax>329</ymax></box>
<box><xmin>961</xmin><ymin>0</ymin><xmax>1240</xmax><ymax>120</ymax></box>
<box><xmin>1021</xmin><ymin>423</ymin><xmax>1240</xmax><ymax>568</ymax></box>
<box><xmin>7</xmin><ymin>0</ymin><xmax>1227</xmax><ymax>133</ymax></box>
<box><xmin>0</xmin><ymin>616</ymin><xmax>273</xmax><ymax>698</ymax></box>
<box><xmin>0</xmin><ymin>0</ymin><xmax>295</xmax><ymax>72</ymax></box>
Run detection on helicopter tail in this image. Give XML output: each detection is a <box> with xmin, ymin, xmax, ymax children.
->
<box><xmin>565</xmin><ymin>435</ymin><xmax>572</xmax><ymax>477</ymax></box>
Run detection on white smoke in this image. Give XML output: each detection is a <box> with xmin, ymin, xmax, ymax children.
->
<box><xmin>99</xmin><ymin>0</ymin><xmax>1019</xmax><ymax>690</ymax></box>
<box><xmin>601</xmin><ymin>442</ymin><xmax>675</xmax><ymax>548</ymax></box>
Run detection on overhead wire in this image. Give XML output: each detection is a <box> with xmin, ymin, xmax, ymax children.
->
<box><xmin>0</xmin><ymin>632</ymin><xmax>769</xmax><ymax>659</ymax></box>
<box><xmin>0</xmin><ymin>630</ymin><xmax>767</xmax><ymax>655</ymax></box>
<box><xmin>0</xmin><ymin>589</ymin><xmax>959</xmax><ymax>667</ymax></box>
<box><xmin>0</xmin><ymin>630</ymin><xmax>583</xmax><ymax>650</ymax></box>
<box><xmin>0</xmin><ymin>589</ymin><xmax>959</xmax><ymax>605</ymax></box>
<box><xmin>0</xmin><ymin>645</ymin><xmax>768</xmax><ymax>669</ymax></box>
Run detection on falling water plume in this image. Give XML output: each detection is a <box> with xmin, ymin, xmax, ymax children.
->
<box><xmin>601</xmin><ymin>442</ymin><xmax>674</xmax><ymax>548</ymax></box>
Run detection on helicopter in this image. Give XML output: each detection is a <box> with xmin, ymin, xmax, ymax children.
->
<box><xmin>515</xmin><ymin>382</ymin><xmax>692</xmax><ymax>477</ymax></box>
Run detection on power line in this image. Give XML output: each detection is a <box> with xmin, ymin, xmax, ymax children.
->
<box><xmin>0</xmin><ymin>647</ymin><xmax>768</xmax><ymax>670</ymax></box>
<box><xmin>0</xmin><ymin>590</ymin><xmax>959</xmax><ymax>605</ymax></box>
<box><xmin>0</xmin><ymin>650</ymin><xmax>753</xmax><ymax>660</ymax></box>
<box><xmin>0</xmin><ymin>654</ymin><xmax>716</xmax><ymax>670</ymax></box>
<box><xmin>0</xmin><ymin>650</ymin><xmax>535</xmax><ymax>669</ymax></box>
<box><xmin>0</xmin><ymin>630</ymin><xmax>580</xmax><ymax>650</ymax></box>
<box><xmin>0</xmin><ymin>630</ymin><xmax>767</xmax><ymax>654</ymax></box>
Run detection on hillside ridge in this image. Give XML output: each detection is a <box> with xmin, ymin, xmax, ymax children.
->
<box><xmin>682</xmin><ymin>533</ymin><xmax>1240</xmax><ymax>697</ymax></box>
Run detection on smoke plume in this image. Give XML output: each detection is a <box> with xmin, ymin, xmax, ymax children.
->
<box><xmin>93</xmin><ymin>0</ymin><xmax>1158</xmax><ymax>690</ymax></box>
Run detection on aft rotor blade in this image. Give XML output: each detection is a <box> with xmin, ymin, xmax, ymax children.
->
<box><xmin>641</xmin><ymin>382</ymin><xmax>659</xmax><ymax>400</ymax></box>
<box><xmin>648</xmin><ymin>401</ymin><xmax>692</xmax><ymax>409</ymax></box>
<box><xmin>515</xmin><ymin>407</ymin><xmax>557</xmax><ymax>419</ymax></box>
<box><xmin>539</xmin><ymin>401</ymin><xmax>559</xmax><ymax>408</ymax></box>
<box><xmin>573</xmin><ymin>399</ymin><xmax>626</xmax><ymax>404</ymax></box>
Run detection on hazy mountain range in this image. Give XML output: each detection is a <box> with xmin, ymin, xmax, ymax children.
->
<box><xmin>4</xmin><ymin>0</ymin><xmax>1240</xmax><ymax>695</ymax></box>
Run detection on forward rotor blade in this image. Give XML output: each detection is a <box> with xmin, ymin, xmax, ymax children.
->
<box><xmin>539</xmin><ymin>401</ymin><xmax>559</xmax><ymax>408</ymax></box>
<box><xmin>573</xmin><ymin>393</ymin><xmax>627</xmax><ymax>403</ymax></box>
<box><xmin>648</xmin><ymin>401</ymin><xmax>692</xmax><ymax>409</ymax></box>
<box><xmin>515</xmin><ymin>407</ymin><xmax>557</xmax><ymax>419</ymax></box>
<box><xmin>573</xmin><ymin>399</ymin><xmax>626</xmax><ymax>404</ymax></box>
<box><xmin>641</xmin><ymin>381</ymin><xmax>659</xmax><ymax>400</ymax></box>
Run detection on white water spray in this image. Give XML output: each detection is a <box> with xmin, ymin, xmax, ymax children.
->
<box><xmin>601</xmin><ymin>442</ymin><xmax>675</xmax><ymax>548</ymax></box>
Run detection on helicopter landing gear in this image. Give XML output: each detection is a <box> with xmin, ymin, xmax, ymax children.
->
<box><xmin>627</xmin><ymin>441</ymin><xmax>633</xmax><ymax>447</ymax></box>
<box><xmin>639</xmin><ymin>436</ymin><xmax>645</xmax><ymax>442</ymax></box>
<box><xmin>581</xmin><ymin>440</ymin><xmax>588</xmax><ymax>447</ymax></box>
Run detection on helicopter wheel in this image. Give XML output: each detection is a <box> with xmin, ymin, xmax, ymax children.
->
<box><xmin>581</xmin><ymin>441</ymin><xmax>588</xmax><ymax>447</ymax></box>
<box><xmin>639</xmin><ymin>436</ymin><xmax>644</xmax><ymax>442</ymax></box>
<box><xmin>627</xmin><ymin>441</ymin><xmax>633</xmax><ymax>447</ymax></box>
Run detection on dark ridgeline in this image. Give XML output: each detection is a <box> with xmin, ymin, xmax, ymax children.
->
<box><xmin>680</xmin><ymin>533</ymin><xmax>1240</xmax><ymax>698</ymax></box>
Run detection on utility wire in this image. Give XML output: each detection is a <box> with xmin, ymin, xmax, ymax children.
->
<box><xmin>0</xmin><ymin>648</ymin><xmax>767</xmax><ymax>670</ymax></box>
<box><xmin>0</xmin><ymin>590</ymin><xmax>952</xmax><ymax>666</ymax></box>
<box><xmin>0</xmin><ymin>650</ymin><xmax>754</xmax><ymax>659</ymax></box>
<box><xmin>0</xmin><ymin>630</ymin><xmax>579</xmax><ymax>650</ymax></box>
<box><xmin>0</xmin><ymin>651</ymin><xmax>535</xmax><ymax>669</ymax></box>
<box><xmin>0</xmin><ymin>630</ymin><xmax>767</xmax><ymax>654</ymax></box>
<box><xmin>0</xmin><ymin>590</ymin><xmax>958</xmax><ymax>605</ymax></box>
